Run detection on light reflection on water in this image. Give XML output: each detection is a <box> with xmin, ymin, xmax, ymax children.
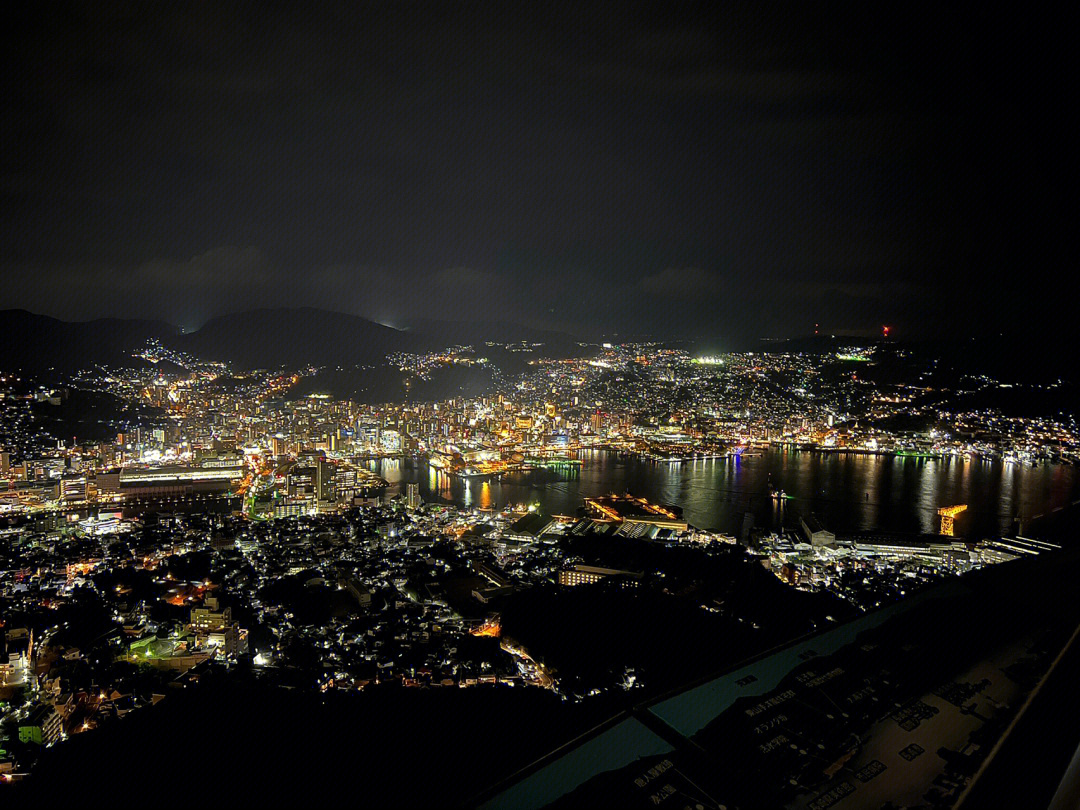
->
<box><xmin>369</xmin><ymin>450</ymin><xmax>1080</xmax><ymax>540</ymax></box>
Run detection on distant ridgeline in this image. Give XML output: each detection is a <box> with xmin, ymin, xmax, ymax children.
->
<box><xmin>2</xmin><ymin>309</ymin><xmax>583</xmax><ymax>376</ymax></box>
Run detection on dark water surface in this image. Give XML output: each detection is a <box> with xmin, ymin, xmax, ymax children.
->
<box><xmin>371</xmin><ymin>449</ymin><xmax>1080</xmax><ymax>541</ymax></box>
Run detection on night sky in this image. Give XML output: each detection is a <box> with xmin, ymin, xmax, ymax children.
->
<box><xmin>2</xmin><ymin>3</ymin><xmax>1061</xmax><ymax>342</ymax></box>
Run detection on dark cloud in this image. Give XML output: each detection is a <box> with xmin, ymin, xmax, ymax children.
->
<box><xmin>1</xmin><ymin>2</ymin><xmax>1062</xmax><ymax>343</ymax></box>
<box><xmin>640</xmin><ymin>268</ymin><xmax>724</xmax><ymax>297</ymax></box>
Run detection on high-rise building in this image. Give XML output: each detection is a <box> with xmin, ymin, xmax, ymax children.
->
<box><xmin>316</xmin><ymin>459</ymin><xmax>336</xmax><ymax>504</ymax></box>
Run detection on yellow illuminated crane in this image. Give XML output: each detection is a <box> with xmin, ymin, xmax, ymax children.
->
<box><xmin>938</xmin><ymin>504</ymin><xmax>967</xmax><ymax>536</ymax></box>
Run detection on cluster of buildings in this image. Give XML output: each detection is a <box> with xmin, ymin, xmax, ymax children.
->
<box><xmin>756</xmin><ymin>514</ymin><xmax>1060</xmax><ymax>612</ymax></box>
<box><xmin>1</xmin><ymin>335</ymin><xmax>1076</xmax><ymax>785</ymax></box>
<box><xmin>1</xmin><ymin>475</ymin><xmax>757</xmax><ymax>780</ymax></box>
<box><xmin>3</xmin><ymin>340</ymin><xmax>1078</xmax><ymax>526</ymax></box>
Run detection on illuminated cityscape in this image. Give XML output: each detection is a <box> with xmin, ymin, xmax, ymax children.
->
<box><xmin>2</xmin><ymin>3</ymin><xmax>1075</xmax><ymax>808</ymax></box>
<box><xmin>3</xmin><ymin>325</ymin><xmax>1079</xmax><ymax>805</ymax></box>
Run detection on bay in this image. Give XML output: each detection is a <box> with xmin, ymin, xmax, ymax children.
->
<box><xmin>369</xmin><ymin>449</ymin><xmax>1080</xmax><ymax>542</ymax></box>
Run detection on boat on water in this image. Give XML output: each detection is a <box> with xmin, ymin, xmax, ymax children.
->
<box><xmin>427</xmin><ymin>452</ymin><xmax>452</xmax><ymax>470</ymax></box>
<box><xmin>454</xmin><ymin>467</ymin><xmax>493</xmax><ymax>480</ymax></box>
<box><xmin>523</xmin><ymin>455</ymin><xmax>582</xmax><ymax>469</ymax></box>
<box><xmin>767</xmin><ymin>475</ymin><xmax>788</xmax><ymax>501</ymax></box>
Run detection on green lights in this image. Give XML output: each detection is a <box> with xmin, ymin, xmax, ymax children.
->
<box><xmin>835</xmin><ymin>354</ymin><xmax>871</xmax><ymax>362</ymax></box>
